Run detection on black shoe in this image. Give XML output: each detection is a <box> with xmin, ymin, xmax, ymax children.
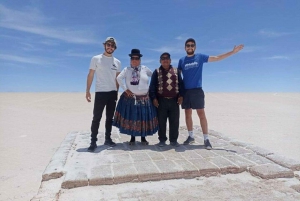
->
<box><xmin>158</xmin><ymin>141</ymin><xmax>166</xmax><ymax>147</ymax></box>
<box><xmin>104</xmin><ymin>138</ymin><xmax>116</xmax><ymax>147</ymax></box>
<box><xmin>87</xmin><ymin>142</ymin><xmax>97</xmax><ymax>152</ymax></box>
<box><xmin>183</xmin><ymin>136</ymin><xmax>195</xmax><ymax>145</ymax></box>
<box><xmin>204</xmin><ymin>139</ymin><xmax>212</xmax><ymax>150</ymax></box>
<box><xmin>170</xmin><ymin>141</ymin><xmax>180</xmax><ymax>147</ymax></box>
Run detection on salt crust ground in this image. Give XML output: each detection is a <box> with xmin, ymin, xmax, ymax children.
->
<box><xmin>0</xmin><ymin>93</ymin><xmax>299</xmax><ymax>200</ymax></box>
<box><xmin>57</xmin><ymin>173</ymin><xmax>300</xmax><ymax>201</ymax></box>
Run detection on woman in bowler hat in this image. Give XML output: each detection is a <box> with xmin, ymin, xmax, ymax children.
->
<box><xmin>113</xmin><ymin>49</ymin><xmax>158</xmax><ymax>145</ymax></box>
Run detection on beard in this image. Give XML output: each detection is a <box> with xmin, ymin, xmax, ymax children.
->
<box><xmin>186</xmin><ymin>49</ymin><xmax>194</xmax><ymax>56</ymax></box>
<box><xmin>105</xmin><ymin>47</ymin><xmax>114</xmax><ymax>54</ymax></box>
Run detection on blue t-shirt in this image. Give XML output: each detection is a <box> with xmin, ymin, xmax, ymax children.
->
<box><xmin>178</xmin><ymin>53</ymin><xmax>209</xmax><ymax>89</ymax></box>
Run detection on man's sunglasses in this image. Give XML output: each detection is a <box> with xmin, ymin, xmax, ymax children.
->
<box><xmin>185</xmin><ymin>44</ymin><xmax>195</xmax><ymax>48</ymax></box>
<box><xmin>106</xmin><ymin>43</ymin><xmax>115</xmax><ymax>48</ymax></box>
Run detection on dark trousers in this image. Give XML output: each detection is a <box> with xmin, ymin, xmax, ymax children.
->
<box><xmin>157</xmin><ymin>97</ymin><xmax>180</xmax><ymax>142</ymax></box>
<box><xmin>91</xmin><ymin>91</ymin><xmax>117</xmax><ymax>143</ymax></box>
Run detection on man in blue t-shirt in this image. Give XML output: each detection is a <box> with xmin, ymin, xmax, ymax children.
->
<box><xmin>178</xmin><ymin>38</ymin><xmax>244</xmax><ymax>150</ymax></box>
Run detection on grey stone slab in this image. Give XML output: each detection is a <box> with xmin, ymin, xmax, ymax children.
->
<box><xmin>89</xmin><ymin>165</ymin><xmax>113</xmax><ymax>185</ymax></box>
<box><xmin>163</xmin><ymin>151</ymin><xmax>185</xmax><ymax>160</ymax></box>
<box><xmin>188</xmin><ymin>158</ymin><xmax>220</xmax><ymax>177</ymax></box>
<box><xmin>42</xmin><ymin>160</ymin><xmax>65</xmax><ymax>181</ymax></box>
<box><xmin>229</xmin><ymin>139</ymin><xmax>252</xmax><ymax>147</ymax></box>
<box><xmin>173</xmin><ymin>159</ymin><xmax>199</xmax><ymax>178</ymax></box>
<box><xmin>295</xmin><ymin>171</ymin><xmax>300</xmax><ymax>179</ymax></box>
<box><xmin>209</xmin><ymin>130</ymin><xmax>232</xmax><ymax>141</ymax></box>
<box><xmin>112</xmin><ymin>163</ymin><xmax>138</xmax><ymax>184</ymax></box>
<box><xmin>211</xmin><ymin>148</ymin><xmax>237</xmax><ymax>157</ymax></box>
<box><xmin>223</xmin><ymin>155</ymin><xmax>256</xmax><ymax>170</ymax></box>
<box><xmin>103</xmin><ymin>144</ymin><xmax>130</xmax><ymax>155</ymax></box>
<box><xmin>108</xmin><ymin>153</ymin><xmax>133</xmax><ymax>164</ymax></box>
<box><xmin>241</xmin><ymin>154</ymin><xmax>275</xmax><ymax>165</ymax></box>
<box><xmin>246</xmin><ymin>145</ymin><xmax>274</xmax><ymax>157</ymax></box>
<box><xmin>266</xmin><ymin>154</ymin><xmax>300</xmax><ymax>171</ymax></box>
<box><xmin>249</xmin><ymin>164</ymin><xmax>294</xmax><ymax>179</ymax></box>
<box><xmin>130</xmin><ymin>152</ymin><xmax>151</xmax><ymax>162</ymax></box>
<box><xmin>194</xmin><ymin>148</ymin><xmax>219</xmax><ymax>158</ymax></box>
<box><xmin>180</xmin><ymin>150</ymin><xmax>202</xmax><ymax>160</ymax></box>
<box><xmin>208</xmin><ymin>129</ymin><xmax>223</xmax><ymax>138</ymax></box>
<box><xmin>42</xmin><ymin>132</ymin><xmax>76</xmax><ymax>181</ymax></box>
<box><xmin>291</xmin><ymin>184</ymin><xmax>300</xmax><ymax>193</ymax></box>
<box><xmin>93</xmin><ymin>155</ymin><xmax>116</xmax><ymax>166</ymax></box>
<box><xmin>208</xmin><ymin>139</ymin><xmax>231</xmax><ymax>148</ymax></box>
<box><xmin>206</xmin><ymin>156</ymin><xmax>241</xmax><ymax>174</ymax></box>
<box><xmin>223</xmin><ymin>145</ymin><xmax>254</xmax><ymax>155</ymax></box>
<box><xmin>153</xmin><ymin>160</ymin><xmax>184</xmax><ymax>179</ymax></box>
<box><xmin>134</xmin><ymin>161</ymin><xmax>161</xmax><ymax>181</ymax></box>
<box><xmin>147</xmin><ymin>152</ymin><xmax>165</xmax><ymax>161</ymax></box>
<box><xmin>61</xmin><ymin>170</ymin><xmax>88</xmax><ymax>189</ymax></box>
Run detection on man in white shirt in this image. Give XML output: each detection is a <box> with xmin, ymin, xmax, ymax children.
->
<box><xmin>86</xmin><ymin>37</ymin><xmax>121</xmax><ymax>152</ymax></box>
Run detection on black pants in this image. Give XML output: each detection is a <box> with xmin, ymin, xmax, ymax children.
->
<box><xmin>91</xmin><ymin>91</ymin><xmax>117</xmax><ymax>143</ymax></box>
<box><xmin>157</xmin><ymin>97</ymin><xmax>180</xmax><ymax>142</ymax></box>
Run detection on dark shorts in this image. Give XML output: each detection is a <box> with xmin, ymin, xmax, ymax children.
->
<box><xmin>182</xmin><ymin>88</ymin><xmax>205</xmax><ymax>109</ymax></box>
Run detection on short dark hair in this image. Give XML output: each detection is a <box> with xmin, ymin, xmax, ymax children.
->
<box><xmin>160</xmin><ymin>52</ymin><xmax>171</xmax><ymax>59</ymax></box>
<box><xmin>185</xmin><ymin>38</ymin><xmax>196</xmax><ymax>45</ymax></box>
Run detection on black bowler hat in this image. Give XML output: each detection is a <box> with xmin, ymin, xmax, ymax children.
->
<box><xmin>129</xmin><ymin>49</ymin><xmax>143</xmax><ymax>57</ymax></box>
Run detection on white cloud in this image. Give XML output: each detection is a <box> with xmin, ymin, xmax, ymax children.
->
<box><xmin>149</xmin><ymin>46</ymin><xmax>178</xmax><ymax>53</ymax></box>
<box><xmin>0</xmin><ymin>4</ymin><xmax>97</xmax><ymax>44</ymax></box>
<box><xmin>0</xmin><ymin>53</ymin><xmax>48</xmax><ymax>65</ymax></box>
<box><xmin>65</xmin><ymin>51</ymin><xmax>95</xmax><ymax>58</ymax></box>
<box><xmin>259</xmin><ymin>29</ymin><xmax>295</xmax><ymax>38</ymax></box>
<box><xmin>264</xmin><ymin>56</ymin><xmax>290</xmax><ymax>60</ymax></box>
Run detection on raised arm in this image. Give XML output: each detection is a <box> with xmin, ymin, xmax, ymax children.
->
<box><xmin>208</xmin><ymin>44</ymin><xmax>244</xmax><ymax>62</ymax></box>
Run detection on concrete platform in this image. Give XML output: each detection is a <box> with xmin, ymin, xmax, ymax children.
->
<box><xmin>32</xmin><ymin>126</ymin><xmax>300</xmax><ymax>200</ymax></box>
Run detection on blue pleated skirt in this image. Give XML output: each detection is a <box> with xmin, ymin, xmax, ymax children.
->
<box><xmin>113</xmin><ymin>92</ymin><xmax>159</xmax><ymax>136</ymax></box>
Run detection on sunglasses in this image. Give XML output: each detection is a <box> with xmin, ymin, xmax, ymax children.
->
<box><xmin>131</xmin><ymin>57</ymin><xmax>140</xmax><ymax>60</ymax></box>
<box><xmin>106</xmin><ymin>43</ymin><xmax>115</xmax><ymax>48</ymax></box>
<box><xmin>160</xmin><ymin>57</ymin><xmax>170</xmax><ymax>60</ymax></box>
<box><xmin>185</xmin><ymin>44</ymin><xmax>195</xmax><ymax>48</ymax></box>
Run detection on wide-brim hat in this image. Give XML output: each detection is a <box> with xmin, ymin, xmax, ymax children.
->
<box><xmin>129</xmin><ymin>49</ymin><xmax>143</xmax><ymax>57</ymax></box>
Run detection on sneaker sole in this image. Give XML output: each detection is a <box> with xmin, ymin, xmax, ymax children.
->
<box><xmin>183</xmin><ymin>141</ymin><xmax>195</xmax><ymax>145</ymax></box>
<box><xmin>104</xmin><ymin>143</ymin><xmax>116</xmax><ymax>147</ymax></box>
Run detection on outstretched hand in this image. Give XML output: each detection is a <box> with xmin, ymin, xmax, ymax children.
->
<box><xmin>232</xmin><ymin>44</ymin><xmax>244</xmax><ymax>54</ymax></box>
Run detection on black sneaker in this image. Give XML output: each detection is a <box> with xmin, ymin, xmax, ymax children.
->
<box><xmin>158</xmin><ymin>141</ymin><xmax>166</xmax><ymax>147</ymax></box>
<box><xmin>104</xmin><ymin>138</ymin><xmax>116</xmax><ymax>147</ymax></box>
<box><xmin>170</xmin><ymin>141</ymin><xmax>180</xmax><ymax>147</ymax></box>
<box><xmin>204</xmin><ymin>139</ymin><xmax>212</xmax><ymax>150</ymax></box>
<box><xmin>183</xmin><ymin>136</ymin><xmax>195</xmax><ymax>145</ymax></box>
<box><xmin>87</xmin><ymin>142</ymin><xmax>97</xmax><ymax>152</ymax></box>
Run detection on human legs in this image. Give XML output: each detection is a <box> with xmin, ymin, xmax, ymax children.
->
<box><xmin>157</xmin><ymin>98</ymin><xmax>168</xmax><ymax>143</ymax></box>
<box><xmin>196</xmin><ymin>108</ymin><xmax>212</xmax><ymax>149</ymax></box>
<box><xmin>196</xmin><ymin>109</ymin><xmax>208</xmax><ymax>135</ymax></box>
<box><xmin>168</xmin><ymin>99</ymin><xmax>179</xmax><ymax>143</ymax></box>
<box><xmin>90</xmin><ymin>92</ymin><xmax>106</xmax><ymax>143</ymax></box>
<box><xmin>185</xmin><ymin>109</ymin><xmax>193</xmax><ymax>131</ymax></box>
<box><xmin>104</xmin><ymin>91</ymin><xmax>117</xmax><ymax>140</ymax></box>
<box><xmin>182</xmin><ymin>88</ymin><xmax>206</xmax><ymax>145</ymax></box>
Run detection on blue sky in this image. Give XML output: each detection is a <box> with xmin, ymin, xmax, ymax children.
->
<box><xmin>0</xmin><ymin>0</ymin><xmax>299</xmax><ymax>92</ymax></box>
